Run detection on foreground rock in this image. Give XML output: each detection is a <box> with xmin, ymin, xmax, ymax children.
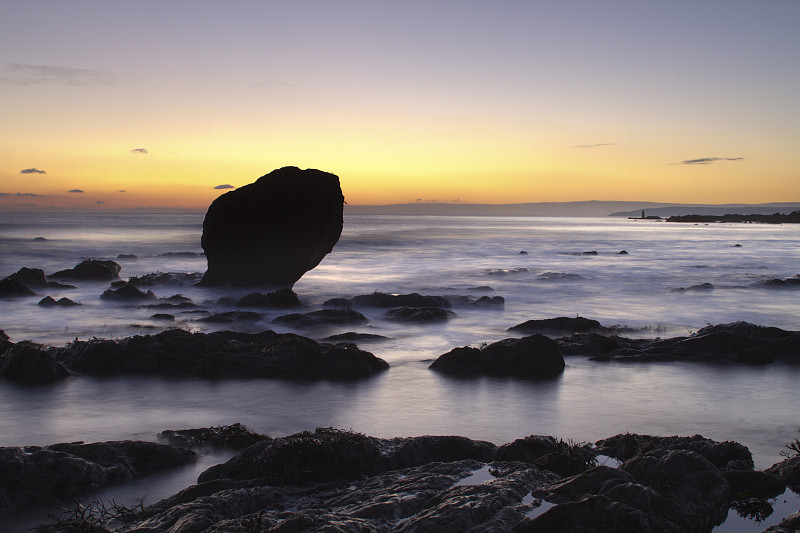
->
<box><xmin>33</xmin><ymin>429</ymin><xmax>785</xmax><ymax>533</ymax></box>
<box><xmin>7</xmin><ymin>267</ymin><xmax>74</xmax><ymax>289</ymax></box>
<box><xmin>0</xmin><ymin>276</ymin><xmax>36</xmax><ymax>297</ymax></box>
<box><xmin>0</xmin><ymin>440</ymin><xmax>195</xmax><ymax>511</ymax></box>
<box><xmin>555</xmin><ymin>321</ymin><xmax>800</xmax><ymax>364</ymax></box>
<box><xmin>430</xmin><ymin>334</ymin><xmax>565</xmax><ymax>378</ymax></box>
<box><xmin>200</xmin><ymin>166</ymin><xmax>344</xmax><ymax>287</ymax></box>
<box><xmin>54</xmin><ymin>329</ymin><xmax>389</xmax><ymax>380</ymax></box>
<box><xmin>509</xmin><ymin>316</ymin><xmax>612</xmax><ymax>335</ymax></box>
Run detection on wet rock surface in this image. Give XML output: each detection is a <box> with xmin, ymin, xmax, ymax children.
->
<box><xmin>200</xmin><ymin>166</ymin><xmax>344</xmax><ymax>287</ymax></box>
<box><xmin>430</xmin><ymin>334</ymin><xmax>565</xmax><ymax>378</ymax></box>
<box><xmin>52</xmin><ymin>328</ymin><xmax>389</xmax><ymax>380</ymax></box>
<box><xmin>30</xmin><ymin>428</ymin><xmax>793</xmax><ymax>533</ymax></box>
<box><xmin>0</xmin><ymin>342</ymin><xmax>69</xmax><ymax>383</ymax></box>
<box><xmin>0</xmin><ymin>440</ymin><xmax>195</xmax><ymax>511</ymax></box>
<box><xmin>553</xmin><ymin>321</ymin><xmax>800</xmax><ymax>364</ymax></box>
<box><xmin>51</xmin><ymin>259</ymin><xmax>121</xmax><ymax>281</ymax></box>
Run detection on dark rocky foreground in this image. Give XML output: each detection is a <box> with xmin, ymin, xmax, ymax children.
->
<box><xmin>20</xmin><ymin>427</ymin><xmax>800</xmax><ymax>533</ymax></box>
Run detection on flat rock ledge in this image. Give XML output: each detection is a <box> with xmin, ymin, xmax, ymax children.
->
<box><xmin>52</xmin><ymin>329</ymin><xmax>389</xmax><ymax>380</ymax></box>
<box><xmin>30</xmin><ymin>428</ymin><xmax>799</xmax><ymax>533</ymax></box>
<box><xmin>0</xmin><ymin>440</ymin><xmax>196</xmax><ymax>511</ymax></box>
<box><xmin>0</xmin><ymin>329</ymin><xmax>389</xmax><ymax>382</ymax></box>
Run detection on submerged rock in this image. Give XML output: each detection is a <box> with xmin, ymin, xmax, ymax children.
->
<box><xmin>200</xmin><ymin>166</ymin><xmax>344</xmax><ymax>287</ymax></box>
<box><xmin>430</xmin><ymin>334</ymin><xmax>565</xmax><ymax>378</ymax></box>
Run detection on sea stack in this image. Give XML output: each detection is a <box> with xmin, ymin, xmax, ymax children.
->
<box><xmin>200</xmin><ymin>166</ymin><xmax>344</xmax><ymax>287</ymax></box>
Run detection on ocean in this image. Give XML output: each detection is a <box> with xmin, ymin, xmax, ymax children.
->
<box><xmin>1</xmin><ymin>212</ymin><xmax>799</xmax><ymax>531</ymax></box>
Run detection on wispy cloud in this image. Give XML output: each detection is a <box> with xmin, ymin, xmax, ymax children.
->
<box><xmin>118</xmin><ymin>190</ymin><xmax>126</xmax><ymax>193</ymax></box>
<box><xmin>572</xmin><ymin>143</ymin><xmax>615</xmax><ymax>148</ymax></box>
<box><xmin>96</xmin><ymin>200</ymin><xmax>105</xmax><ymax>205</ymax></box>
<box><xmin>20</xmin><ymin>168</ymin><xmax>46</xmax><ymax>174</ymax></box>
<box><xmin>676</xmin><ymin>157</ymin><xmax>745</xmax><ymax>165</ymax></box>
<box><xmin>131</xmin><ymin>148</ymin><xmax>148</xmax><ymax>154</ymax></box>
<box><xmin>213</xmin><ymin>184</ymin><xmax>235</xmax><ymax>190</ymax></box>
<box><xmin>0</xmin><ymin>62</ymin><xmax>116</xmax><ymax>86</ymax></box>
<box><xmin>67</xmin><ymin>189</ymin><xmax>85</xmax><ymax>193</ymax></box>
<box><xmin>0</xmin><ymin>192</ymin><xmax>41</xmax><ymax>197</ymax></box>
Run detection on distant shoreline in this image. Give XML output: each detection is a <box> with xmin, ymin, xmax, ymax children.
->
<box><xmin>2</xmin><ymin>201</ymin><xmax>800</xmax><ymax>218</ymax></box>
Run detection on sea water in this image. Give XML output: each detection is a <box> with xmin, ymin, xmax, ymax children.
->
<box><xmin>1</xmin><ymin>212</ymin><xmax>799</xmax><ymax>530</ymax></box>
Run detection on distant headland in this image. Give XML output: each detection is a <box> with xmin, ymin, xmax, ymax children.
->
<box><xmin>344</xmin><ymin>201</ymin><xmax>800</xmax><ymax>218</ymax></box>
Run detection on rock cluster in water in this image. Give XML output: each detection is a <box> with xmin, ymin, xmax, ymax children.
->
<box><xmin>199</xmin><ymin>166</ymin><xmax>344</xmax><ymax>288</ymax></box>
<box><xmin>17</xmin><ymin>426</ymin><xmax>800</xmax><ymax>533</ymax></box>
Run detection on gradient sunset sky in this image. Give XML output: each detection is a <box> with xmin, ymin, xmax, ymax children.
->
<box><xmin>1</xmin><ymin>1</ymin><xmax>798</xmax><ymax>211</ymax></box>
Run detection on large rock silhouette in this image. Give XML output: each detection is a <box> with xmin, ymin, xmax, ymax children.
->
<box><xmin>200</xmin><ymin>167</ymin><xmax>344</xmax><ymax>287</ymax></box>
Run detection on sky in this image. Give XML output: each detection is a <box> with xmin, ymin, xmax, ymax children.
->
<box><xmin>1</xmin><ymin>0</ymin><xmax>799</xmax><ymax>211</ymax></box>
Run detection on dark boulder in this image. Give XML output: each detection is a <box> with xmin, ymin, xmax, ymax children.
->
<box><xmin>0</xmin><ymin>342</ymin><xmax>69</xmax><ymax>383</ymax></box>
<box><xmin>352</xmin><ymin>292</ymin><xmax>451</xmax><ymax>308</ymax></box>
<box><xmin>100</xmin><ymin>282</ymin><xmax>157</xmax><ymax>302</ymax></box>
<box><xmin>509</xmin><ymin>316</ymin><xmax>610</xmax><ymax>335</ymax></box>
<box><xmin>38</xmin><ymin>295</ymin><xmax>79</xmax><ymax>306</ymax></box>
<box><xmin>620</xmin><ymin>450</ymin><xmax>731</xmax><ymax>530</ymax></box>
<box><xmin>8</xmin><ymin>267</ymin><xmax>74</xmax><ymax>289</ymax></box>
<box><xmin>495</xmin><ymin>435</ymin><xmax>597</xmax><ymax>477</ymax></box>
<box><xmin>200</xmin><ymin>166</ymin><xmax>344</xmax><ymax>287</ymax></box>
<box><xmin>594</xmin><ymin>433</ymin><xmax>754</xmax><ymax>470</ymax></box>
<box><xmin>51</xmin><ymin>259</ymin><xmax>121</xmax><ymax>281</ymax></box>
<box><xmin>0</xmin><ymin>277</ymin><xmax>35</xmax><ymax>297</ymax></box>
<box><xmin>237</xmin><ymin>288</ymin><xmax>302</xmax><ymax>308</ymax></box>
<box><xmin>430</xmin><ymin>334</ymin><xmax>565</xmax><ymax>378</ymax></box>
<box><xmin>198</xmin><ymin>427</ymin><xmax>385</xmax><ymax>484</ymax></box>
<box><xmin>272</xmin><ymin>308</ymin><xmax>368</xmax><ymax>328</ymax></box>
<box><xmin>54</xmin><ymin>328</ymin><xmax>389</xmax><ymax>380</ymax></box>
<box><xmin>116</xmin><ymin>253</ymin><xmax>138</xmax><ymax>259</ymax></box>
<box><xmin>386</xmin><ymin>306</ymin><xmax>456</xmax><ymax>323</ymax></box>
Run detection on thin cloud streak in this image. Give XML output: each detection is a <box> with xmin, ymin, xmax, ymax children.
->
<box><xmin>0</xmin><ymin>62</ymin><xmax>116</xmax><ymax>86</ymax></box>
<box><xmin>67</xmin><ymin>189</ymin><xmax>85</xmax><ymax>193</ymax></box>
<box><xmin>677</xmin><ymin>157</ymin><xmax>745</xmax><ymax>165</ymax></box>
<box><xmin>20</xmin><ymin>168</ymin><xmax>46</xmax><ymax>174</ymax></box>
<box><xmin>213</xmin><ymin>184</ymin><xmax>235</xmax><ymax>190</ymax></box>
<box><xmin>131</xmin><ymin>148</ymin><xmax>148</xmax><ymax>154</ymax></box>
<box><xmin>0</xmin><ymin>192</ymin><xmax>42</xmax><ymax>197</ymax></box>
<box><xmin>572</xmin><ymin>143</ymin><xmax>615</xmax><ymax>148</ymax></box>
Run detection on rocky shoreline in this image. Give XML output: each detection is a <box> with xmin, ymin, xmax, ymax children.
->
<box><xmin>0</xmin><ymin>425</ymin><xmax>796</xmax><ymax>532</ymax></box>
